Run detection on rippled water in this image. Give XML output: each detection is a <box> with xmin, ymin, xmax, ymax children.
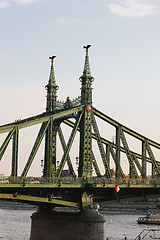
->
<box><xmin>102</xmin><ymin>212</ymin><xmax>153</xmax><ymax>240</ymax></box>
<box><xmin>0</xmin><ymin>203</ymin><xmax>157</xmax><ymax>240</ymax></box>
<box><xmin>0</xmin><ymin>206</ymin><xmax>34</xmax><ymax>240</ymax></box>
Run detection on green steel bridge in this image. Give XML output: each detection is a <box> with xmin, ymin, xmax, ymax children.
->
<box><xmin>1</xmin><ymin>46</ymin><xmax>160</xmax><ymax>209</ymax></box>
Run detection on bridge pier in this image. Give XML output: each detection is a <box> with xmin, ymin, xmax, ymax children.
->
<box><xmin>30</xmin><ymin>205</ymin><xmax>106</xmax><ymax>240</ymax></box>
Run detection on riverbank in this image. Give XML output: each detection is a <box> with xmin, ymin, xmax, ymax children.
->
<box><xmin>101</xmin><ymin>199</ymin><xmax>160</xmax><ymax>213</ymax></box>
<box><xmin>0</xmin><ymin>200</ymin><xmax>37</xmax><ymax>210</ymax></box>
<box><xmin>1</xmin><ymin>199</ymin><xmax>160</xmax><ymax>214</ymax></box>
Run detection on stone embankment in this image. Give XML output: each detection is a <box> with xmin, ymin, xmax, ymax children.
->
<box><xmin>101</xmin><ymin>199</ymin><xmax>160</xmax><ymax>213</ymax></box>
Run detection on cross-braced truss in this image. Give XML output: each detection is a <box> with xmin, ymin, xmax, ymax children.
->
<box><xmin>1</xmin><ymin>47</ymin><xmax>160</xmax><ymax>208</ymax></box>
<box><xmin>0</xmin><ymin>105</ymin><xmax>160</xmax><ymax>183</ymax></box>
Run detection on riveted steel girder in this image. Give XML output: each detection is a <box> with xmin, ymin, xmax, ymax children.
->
<box><xmin>11</xmin><ymin>127</ymin><xmax>19</xmax><ymax>180</ymax></box>
<box><xmin>132</xmin><ymin>153</ymin><xmax>142</xmax><ymax>176</ymax></box>
<box><xmin>0</xmin><ymin>106</ymin><xmax>84</xmax><ymax>134</ymax></box>
<box><xmin>0</xmin><ymin>128</ymin><xmax>15</xmax><ymax>160</ymax></box>
<box><xmin>78</xmin><ymin>109</ymin><xmax>93</xmax><ymax>179</ymax></box>
<box><xmin>58</xmin><ymin>126</ymin><xmax>75</xmax><ymax>177</ymax></box>
<box><xmin>91</xmin><ymin>113</ymin><xmax>111</xmax><ymax>178</ymax></box>
<box><xmin>146</xmin><ymin>141</ymin><xmax>160</xmax><ymax>177</ymax></box>
<box><xmin>43</xmin><ymin>118</ymin><xmax>57</xmax><ymax>178</ymax></box>
<box><xmin>21</xmin><ymin>120</ymin><xmax>51</xmax><ymax>179</ymax></box>
<box><xmin>120</xmin><ymin>127</ymin><xmax>138</xmax><ymax>178</ymax></box>
<box><xmin>142</xmin><ymin>140</ymin><xmax>147</xmax><ymax>179</ymax></box>
<box><xmin>93</xmin><ymin>107</ymin><xmax>160</xmax><ymax>150</ymax></box>
<box><xmin>116</xmin><ymin>126</ymin><xmax>121</xmax><ymax>179</ymax></box>
<box><xmin>57</xmin><ymin>112</ymin><xmax>83</xmax><ymax>179</ymax></box>
<box><xmin>64</xmin><ymin>118</ymin><xmax>160</xmax><ymax>168</ymax></box>
<box><xmin>109</xmin><ymin>145</ymin><xmax>125</xmax><ymax>178</ymax></box>
<box><xmin>91</xmin><ymin>151</ymin><xmax>101</xmax><ymax>177</ymax></box>
<box><xmin>106</xmin><ymin>144</ymin><xmax>110</xmax><ymax>169</ymax></box>
<box><xmin>0</xmin><ymin>193</ymin><xmax>79</xmax><ymax>208</ymax></box>
<box><xmin>50</xmin><ymin>120</ymin><xmax>59</xmax><ymax>178</ymax></box>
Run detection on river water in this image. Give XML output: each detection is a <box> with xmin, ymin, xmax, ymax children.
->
<box><xmin>0</xmin><ymin>202</ymin><xmax>157</xmax><ymax>240</ymax></box>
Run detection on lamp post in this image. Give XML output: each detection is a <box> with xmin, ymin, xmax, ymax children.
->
<box><xmin>41</xmin><ymin>159</ymin><xmax>44</xmax><ymax>167</ymax></box>
<box><xmin>112</xmin><ymin>135</ymin><xmax>116</xmax><ymax>144</ymax></box>
<box><xmin>57</xmin><ymin>161</ymin><xmax>59</xmax><ymax>169</ymax></box>
<box><xmin>76</xmin><ymin>157</ymin><xmax>79</xmax><ymax>165</ymax></box>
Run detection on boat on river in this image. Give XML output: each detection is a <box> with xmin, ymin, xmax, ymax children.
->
<box><xmin>137</xmin><ymin>213</ymin><xmax>160</xmax><ymax>225</ymax></box>
<box><xmin>134</xmin><ymin>229</ymin><xmax>160</xmax><ymax>239</ymax></box>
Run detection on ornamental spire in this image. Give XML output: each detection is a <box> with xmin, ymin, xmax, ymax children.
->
<box><xmin>83</xmin><ymin>45</ymin><xmax>92</xmax><ymax>75</ymax></box>
<box><xmin>80</xmin><ymin>45</ymin><xmax>94</xmax><ymax>105</ymax></box>
<box><xmin>46</xmin><ymin>56</ymin><xmax>58</xmax><ymax>89</ymax></box>
<box><xmin>45</xmin><ymin>56</ymin><xmax>59</xmax><ymax>111</ymax></box>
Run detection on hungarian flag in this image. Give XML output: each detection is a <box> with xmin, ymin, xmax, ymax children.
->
<box><xmin>87</xmin><ymin>105</ymin><xmax>91</xmax><ymax>112</ymax></box>
<box><xmin>115</xmin><ymin>185</ymin><xmax>120</xmax><ymax>193</ymax></box>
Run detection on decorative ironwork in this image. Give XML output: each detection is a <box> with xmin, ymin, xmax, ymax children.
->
<box><xmin>56</xmin><ymin>96</ymin><xmax>81</xmax><ymax>110</ymax></box>
<box><xmin>0</xmin><ymin>47</ymin><xmax>160</xmax><ymax>208</ymax></box>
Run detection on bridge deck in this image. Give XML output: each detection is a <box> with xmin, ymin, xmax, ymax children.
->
<box><xmin>1</xmin><ymin>179</ymin><xmax>160</xmax><ymax>209</ymax></box>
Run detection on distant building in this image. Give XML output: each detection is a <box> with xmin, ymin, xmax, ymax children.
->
<box><xmin>0</xmin><ymin>174</ymin><xmax>5</xmax><ymax>179</ymax></box>
<box><xmin>60</xmin><ymin>170</ymin><xmax>71</xmax><ymax>178</ymax></box>
<box><xmin>103</xmin><ymin>169</ymin><xmax>115</xmax><ymax>178</ymax></box>
<box><xmin>110</xmin><ymin>169</ymin><xmax>116</xmax><ymax>178</ymax></box>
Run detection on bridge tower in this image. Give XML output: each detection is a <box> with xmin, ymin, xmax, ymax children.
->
<box><xmin>78</xmin><ymin>45</ymin><xmax>94</xmax><ymax>178</ymax></box>
<box><xmin>43</xmin><ymin>56</ymin><xmax>59</xmax><ymax>178</ymax></box>
<box><xmin>45</xmin><ymin>56</ymin><xmax>58</xmax><ymax>112</ymax></box>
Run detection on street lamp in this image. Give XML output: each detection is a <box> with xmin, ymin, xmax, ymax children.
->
<box><xmin>41</xmin><ymin>159</ymin><xmax>44</xmax><ymax>167</ymax></box>
<box><xmin>76</xmin><ymin>157</ymin><xmax>79</xmax><ymax>165</ymax></box>
<box><xmin>112</xmin><ymin>135</ymin><xmax>116</xmax><ymax>144</ymax></box>
<box><xmin>57</xmin><ymin>161</ymin><xmax>59</xmax><ymax>167</ymax></box>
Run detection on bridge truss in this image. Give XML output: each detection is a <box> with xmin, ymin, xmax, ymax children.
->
<box><xmin>0</xmin><ymin>46</ymin><xmax>160</xmax><ymax>208</ymax></box>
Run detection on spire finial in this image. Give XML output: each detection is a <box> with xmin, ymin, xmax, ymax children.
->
<box><xmin>47</xmin><ymin>55</ymin><xmax>57</xmax><ymax>86</ymax></box>
<box><xmin>83</xmin><ymin>45</ymin><xmax>91</xmax><ymax>53</ymax></box>
<box><xmin>49</xmin><ymin>56</ymin><xmax>56</xmax><ymax>63</ymax></box>
<box><xmin>81</xmin><ymin>44</ymin><xmax>93</xmax><ymax>76</ymax></box>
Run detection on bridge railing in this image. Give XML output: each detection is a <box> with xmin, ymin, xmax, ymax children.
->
<box><xmin>1</xmin><ymin>176</ymin><xmax>160</xmax><ymax>187</ymax></box>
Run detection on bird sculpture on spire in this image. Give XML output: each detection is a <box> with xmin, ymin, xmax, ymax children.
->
<box><xmin>83</xmin><ymin>45</ymin><xmax>91</xmax><ymax>52</ymax></box>
<box><xmin>49</xmin><ymin>56</ymin><xmax>56</xmax><ymax>62</ymax></box>
<box><xmin>83</xmin><ymin>45</ymin><xmax>91</xmax><ymax>50</ymax></box>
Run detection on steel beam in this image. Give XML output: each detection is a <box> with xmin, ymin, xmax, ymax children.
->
<box><xmin>91</xmin><ymin>151</ymin><xmax>101</xmax><ymax>177</ymax></box>
<box><xmin>0</xmin><ymin>106</ymin><xmax>84</xmax><ymax>134</ymax></box>
<box><xmin>0</xmin><ymin>128</ymin><xmax>15</xmax><ymax>160</ymax></box>
<box><xmin>142</xmin><ymin>140</ymin><xmax>147</xmax><ymax>179</ymax></box>
<box><xmin>146</xmin><ymin>142</ymin><xmax>160</xmax><ymax>177</ymax></box>
<box><xmin>57</xmin><ymin>112</ymin><xmax>83</xmax><ymax>179</ymax></box>
<box><xmin>93</xmin><ymin>107</ymin><xmax>160</xmax><ymax>150</ymax></box>
<box><xmin>152</xmin><ymin>164</ymin><xmax>155</xmax><ymax>178</ymax></box>
<box><xmin>43</xmin><ymin>119</ymin><xmax>60</xmax><ymax>178</ymax></box>
<box><xmin>78</xmin><ymin>109</ymin><xmax>93</xmax><ymax>179</ymax></box>
<box><xmin>120</xmin><ymin>128</ymin><xmax>138</xmax><ymax>178</ymax></box>
<box><xmin>0</xmin><ymin>193</ymin><xmax>79</xmax><ymax>208</ymax></box>
<box><xmin>51</xmin><ymin>121</ymin><xmax>60</xmax><ymax>178</ymax></box>
<box><xmin>132</xmin><ymin>153</ymin><xmax>142</xmax><ymax>176</ymax></box>
<box><xmin>21</xmin><ymin>120</ymin><xmax>51</xmax><ymax>179</ymax></box>
<box><xmin>43</xmin><ymin>120</ymin><xmax>52</xmax><ymax>178</ymax></box>
<box><xmin>116</xmin><ymin>126</ymin><xmax>120</xmax><ymax>179</ymax></box>
<box><xmin>109</xmin><ymin>145</ymin><xmax>125</xmax><ymax>178</ymax></box>
<box><xmin>11</xmin><ymin>127</ymin><xmax>19</xmax><ymax>181</ymax></box>
<box><xmin>106</xmin><ymin>144</ymin><xmax>110</xmax><ymax>169</ymax></box>
<box><xmin>58</xmin><ymin>126</ymin><xmax>75</xmax><ymax>177</ymax></box>
<box><xmin>91</xmin><ymin>113</ymin><xmax>111</xmax><ymax>178</ymax></box>
<box><xmin>64</xmin><ymin>119</ymin><xmax>159</xmax><ymax>166</ymax></box>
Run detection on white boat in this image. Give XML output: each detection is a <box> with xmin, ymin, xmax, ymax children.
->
<box><xmin>134</xmin><ymin>229</ymin><xmax>160</xmax><ymax>239</ymax></box>
<box><xmin>137</xmin><ymin>213</ymin><xmax>160</xmax><ymax>225</ymax></box>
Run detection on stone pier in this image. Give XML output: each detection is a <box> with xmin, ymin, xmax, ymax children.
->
<box><xmin>30</xmin><ymin>206</ymin><xmax>106</xmax><ymax>240</ymax></box>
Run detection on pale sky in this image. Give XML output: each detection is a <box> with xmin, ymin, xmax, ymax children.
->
<box><xmin>0</xmin><ymin>0</ymin><xmax>160</xmax><ymax>176</ymax></box>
